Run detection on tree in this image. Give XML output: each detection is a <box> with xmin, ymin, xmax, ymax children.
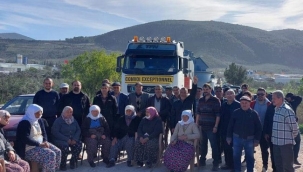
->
<box><xmin>61</xmin><ymin>50</ymin><xmax>121</xmax><ymax>98</ymax></box>
<box><xmin>298</xmin><ymin>78</ymin><xmax>303</xmax><ymax>96</ymax></box>
<box><xmin>224</xmin><ymin>62</ymin><xmax>247</xmax><ymax>85</ymax></box>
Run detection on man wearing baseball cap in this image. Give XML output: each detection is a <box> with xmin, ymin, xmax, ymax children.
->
<box><xmin>226</xmin><ymin>96</ymin><xmax>262</xmax><ymax>172</ymax></box>
<box><xmin>59</xmin><ymin>83</ymin><xmax>69</xmax><ymax>99</ymax></box>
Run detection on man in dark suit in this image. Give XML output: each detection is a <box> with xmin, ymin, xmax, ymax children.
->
<box><xmin>147</xmin><ymin>85</ymin><xmax>171</xmax><ymax>146</ymax></box>
<box><xmin>111</xmin><ymin>82</ymin><xmax>129</xmax><ymax>118</ymax></box>
<box><xmin>170</xmin><ymin>76</ymin><xmax>198</xmax><ymax>133</ymax></box>
<box><xmin>147</xmin><ymin>85</ymin><xmax>171</xmax><ymax>122</ymax></box>
<box><xmin>128</xmin><ymin>82</ymin><xmax>150</xmax><ymax>117</ymax></box>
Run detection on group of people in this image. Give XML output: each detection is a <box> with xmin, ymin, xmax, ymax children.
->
<box><xmin>0</xmin><ymin>76</ymin><xmax>301</xmax><ymax>172</ymax></box>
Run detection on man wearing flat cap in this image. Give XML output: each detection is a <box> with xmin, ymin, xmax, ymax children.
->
<box><xmin>110</xmin><ymin>82</ymin><xmax>129</xmax><ymax>119</ymax></box>
<box><xmin>226</xmin><ymin>96</ymin><xmax>262</xmax><ymax>172</ymax></box>
<box><xmin>128</xmin><ymin>82</ymin><xmax>150</xmax><ymax>117</ymax></box>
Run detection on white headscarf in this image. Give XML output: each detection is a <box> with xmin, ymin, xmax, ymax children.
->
<box><xmin>125</xmin><ymin>105</ymin><xmax>136</xmax><ymax>117</ymax></box>
<box><xmin>87</xmin><ymin>105</ymin><xmax>103</xmax><ymax>120</ymax></box>
<box><xmin>22</xmin><ymin>104</ymin><xmax>43</xmax><ymax>125</ymax></box>
<box><xmin>178</xmin><ymin>110</ymin><xmax>194</xmax><ymax>126</ymax></box>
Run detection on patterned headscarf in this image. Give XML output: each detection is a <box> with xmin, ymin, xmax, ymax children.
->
<box><xmin>22</xmin><ymin>104</ymin><xmax>43</xmax><ymax>125</ymax></box>
<box><xmin>87</xmin><ymin>105</ymin><xmax>103</xmax><ymax>120</ymax></box>
<box><xmin>61</xmin><ymin>106</ymin><xmax>74</xmax><ymax>125</ymax></box>
<box><xmin>179</xmin><ymin>110</ymin><xmax>194</xmax><ymax>125</ymax></box>
<box><xmin>145</xmin><ymin>106</ymin><xmax>159</xmax><ymax>120</ymax></box>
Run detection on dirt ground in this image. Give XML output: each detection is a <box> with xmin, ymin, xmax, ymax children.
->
<box><xmin>65</xmin><ymin>134</ymin><xmax>302</xmax><ymax>172</ymax></box>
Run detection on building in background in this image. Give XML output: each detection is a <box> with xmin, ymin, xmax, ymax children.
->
<box><xmin>0</xmin><ymin>54</ymin><xmax>46</xmax><ymax>73</ymax></box>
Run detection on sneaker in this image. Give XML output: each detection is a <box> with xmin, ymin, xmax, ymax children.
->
<box><xmin>89</xmin><ymin>161</ymin><xmax>96</xmax><ymax>168</ymax></box>
<box><xmin>294</xmin><ymin>159</ymin><xmax>301</xmax><ymax>165</ymax></box>
<box><xmin>127</xmin><ymin>161</ymin><xmax>132</xmax><ymax>167</ymax></box>
<box><xmin>211</xmin><ymin>165</ymin><xmax>219</xmax><ymax>171</ymax></box>
<box><xmin>199</xmin><ymin>161</ymin><xmax>206</xmax><ymax>167</ymax></box>
<box><xmin>60</xmin><ymin>164</ymin><xmax>67</xmax><ymax>171</ymax></box>
<box><xmin>106</xmin><ymin>160</ymin><xmax>115</xmax><ymax>168</ymax></box>
<box><xmin>137</xmin><ymin>161</ymin><xmax>143</xmax><ymax>167</ymax></box>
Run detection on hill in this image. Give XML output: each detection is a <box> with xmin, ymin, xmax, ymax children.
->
<box><xmin>91</xmin><ymin>20</ymin><xmax>303</xmax><ymax>69</ymax></box>
<box><xmin>0</xmin><ymin>33</ymin><xmax>34</xmax><ymax>40</ymax></box>
<box><xmin>0</xmin><ymin>20</ymin><xmax>302</xmax><ymax>71</ymax></box>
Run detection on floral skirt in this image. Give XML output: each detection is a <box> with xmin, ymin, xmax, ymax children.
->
<box><xmin>163</xmin><ymin>141</ymin><xmax>194</xmax><ymax>172</ymax></box>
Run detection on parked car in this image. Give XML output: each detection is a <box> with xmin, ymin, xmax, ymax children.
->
<box><xmin>0</xmin><ymin>94</ymin><xmax>34</xmax><ymax>142</ymax></box>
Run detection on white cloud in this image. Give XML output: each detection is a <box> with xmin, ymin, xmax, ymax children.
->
<box><xmin>63</xmin><ymin>0</ymin><xmax>303</xmax><ymax>30</ymax></box>
<box><xmin>0</xmin><ymin>0</ymin><xmax>302</xmax><ymax>39</ymax></box>
<box><xmin>0</xmin><ymin>1</ymin><xmax>120</xmax><ymax>31</ymax></box>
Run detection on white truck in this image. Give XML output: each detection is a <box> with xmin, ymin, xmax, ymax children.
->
<box><xmin>116</xmin><ymin>36</ymin><xmax>214</xmax><ymax>94</ymax></box>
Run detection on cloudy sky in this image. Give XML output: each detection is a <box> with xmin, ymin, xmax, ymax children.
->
<box><xmin>0</xmin><ymin>0</ymin><xmax>302</xmax><ymax>40</ymax></box>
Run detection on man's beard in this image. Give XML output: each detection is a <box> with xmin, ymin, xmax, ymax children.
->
<box><xmin>73</xmin><ymin>88</ymin><xmax>80</xmax><ymax>92</ymax></box>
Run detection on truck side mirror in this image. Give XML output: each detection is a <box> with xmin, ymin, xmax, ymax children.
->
<box><xmin>116</xmin><ymin>55</ymin><xmax>124</xmax><ymax>72</ymax></box>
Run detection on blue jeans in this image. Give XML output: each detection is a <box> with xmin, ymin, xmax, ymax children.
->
<box><xmin>200</xmin><ymin>130</ymin><xmax>220</xmax><ymax>166</ymax></box>
<box><xmin>233</xmin><ymin>136</ymin><xmax>254</xmax><ymax>172</ymax></box>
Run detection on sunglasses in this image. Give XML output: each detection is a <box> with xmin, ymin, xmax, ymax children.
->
<box><xmin>257</xmin><ymin>93</ymin><xmax>265</xmax><ymax>96</ymax></box>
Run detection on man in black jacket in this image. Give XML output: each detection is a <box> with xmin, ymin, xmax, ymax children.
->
<box><xmin>227</xmin><ymin>96</ymin><xmax>262</xmax><ymax>172</ymax></box>
<box><xmin>220</xmin><ymin>89</ymin><xmax>240</xmax><ymax>171</ymax></box>
<box><xmin>170</xmin><ymin>76</ymin><xmax>198</xmax><ymax>132</ymax></box>
<box><xmin>93</xmin><ymin>83</ymin><xmax>118</xmax><ymax>137</ymax></box>
<box><xmin>264</xmin><ymin>103</ymin><xmax>277</xmax><ymax>172</ymax></box>
<box><xmin>33</xmin><ymin>77</ymin><xmax>60</xmax><ymax>142</ymax></box>
<box><xmin>58</xmin><ymin>80</ymin><xmax>90</xmax><ymax>127</ymax></box>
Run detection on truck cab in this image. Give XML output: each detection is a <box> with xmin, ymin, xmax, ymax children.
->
<box><xmin>116</xmin><ymin>36</ymin><xmax>194</xmax><ymax>94</ymax></box>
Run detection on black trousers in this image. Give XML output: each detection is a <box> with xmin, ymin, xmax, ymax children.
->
<box><xmin>222</xmin><ymin>135</ymin><xmax>233</xmax><ymax>168</ymax></box>
<box><xmin>42</xmin><ymin>116</ymin><xmax>56</xmax><ymax>143</ymax></box>
<box><xmin>259</xmin><ymin>134</ymin><xmax>269</xmax><ymax>167</ymax></box>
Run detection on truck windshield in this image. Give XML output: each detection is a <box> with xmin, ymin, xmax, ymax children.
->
<box><xmin>122</xmin><ymin>54</ymin><xmax>179</xmax><ymax>75</ymax></box>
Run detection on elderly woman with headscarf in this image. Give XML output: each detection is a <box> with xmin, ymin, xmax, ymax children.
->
<box><xmin>0</xmin><ymin>110</ymin><xmax>30</xmax><ymax>172</ymax></box>
<box><xmin>82</xmin><ymin>105</ymin><xmax>111</xmax><ymax>167</ymax></box>
<box><xmin>133</xmin><ymin>106</ymin><xmax>163</xmax><ymax>168</ymax></box>
<box><xmin>15</xmin><ymin>104</ymin><xmax>61</xmax><ymax>172</ymax></box>
<box><xmin>163</xmin><ymin>110</ymin><xmax>200</xmax><ymax>172</ymax></box>
<box><xmin>51</xmin><ymin>106</ymin><xmax>82</xmax><ymax>171</ymax></box>
<box><xmin>106</xmin><ymin>105</ymin><xmax>141</xmax><ymax>168</ymax></box>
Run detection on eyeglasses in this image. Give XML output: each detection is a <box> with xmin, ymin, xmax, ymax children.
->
<box><xmin>215</xmin><ymin>90</ymin><xmax>222</xmax><ymax>92</ymax></box>
<box><xmin>257</xmin><ymin>93</ymin><xmax>265</xmax><ymax>96</ymax></box>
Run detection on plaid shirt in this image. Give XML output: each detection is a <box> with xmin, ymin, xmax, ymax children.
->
<box><xmin>271</xmin><ymin>103</ymin><xmax>299</xmax><ymax>145</ymax></box>
<box><xmin>197</xmin><ymin>95</ymin><xmax>221</xmax><ymax>131</ymax></box>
